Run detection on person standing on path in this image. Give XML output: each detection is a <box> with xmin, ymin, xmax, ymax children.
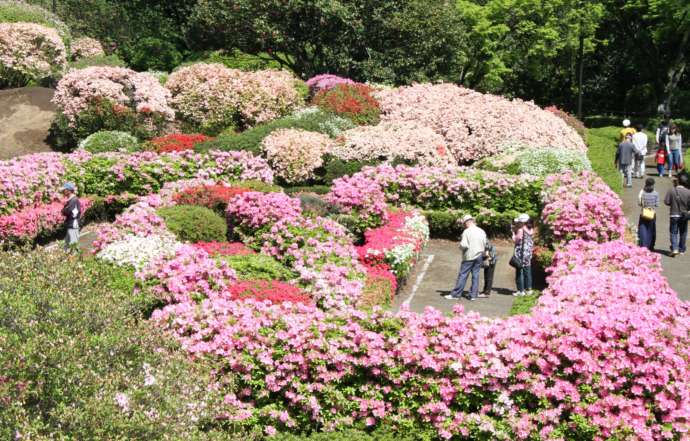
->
<box><xmin>663</xmin><ymin>174</ymin><xmax>690</xmax><ymax>256</ymax></box>
<box><xmin>445</xmin><ymin>214</ymin><xmax>487</xmax><ymax>301</ymax></box>
<box><xmin>480</xmin><ymin>241</ymin><xmax>498</xmax><ymax>298</ymax></box>
<box><xmin>656</xmin><ymin>118</ymin><xmax>671</xmax><ymax>173</ymax></box>
<box><xmin>656</xmin><ymin>147</ymin><xmax>668</xmax><ymax>177</ymax></box>
<box><xmin>61</xmin><ymin>182</ymin><xmax>81</xmax><ymax>251</ymax></box>
<box><xmin>666</xmin><ymin>124</ymin><xmax>683</xmax><ymax>177</ymax></box>
<box><xmin>615</xmin><ymin>133</ymin><xmax>636</xmax><ymax>188</ymax></box>
<box><xmin>512</xmin><ymin>213</ymin><xmax>534</xmax><ymax>297</ymax></box>
<box><xmin>638</xmin><ymin>178</ymin><xmax>659</xmax><ymax>251</ymax></box>
<box><xmin>620</xmin><ymin>119</ymin><xmax>636</xmax><ymax>141</ymax></box>
<box><xmin>632</xmin><ymin>124</ymin><xmax>648</xmax><ymax>178</ymax></box>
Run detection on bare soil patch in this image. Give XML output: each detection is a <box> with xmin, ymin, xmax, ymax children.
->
<box><xmin>0</xmin><ymin>87</ymin><xmax>55</xmax><ymax>160</ymax></box>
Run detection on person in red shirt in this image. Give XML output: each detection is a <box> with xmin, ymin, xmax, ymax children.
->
<box><xmin>656</xmin><ymin>148</ymin><xmax>668</xmax><ymax>177</ymax></box>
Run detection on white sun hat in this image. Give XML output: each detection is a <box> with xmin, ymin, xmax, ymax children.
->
<box><xmin>622</xmin><ymin>119</ymin><xmax>631</xmax><ymax>127</ymax></box>
<box><xmin>460</xmin><ymin>214</ymin><xmax>474</xmax><ymax>224</ymax></box>
<box><xmin>517</xmin><ymin>213</ymin><xmax>530</xmax><ymax>223</ymax></box>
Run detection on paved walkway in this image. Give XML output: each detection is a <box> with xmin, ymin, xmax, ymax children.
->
<box><xmin>620</xmin><ymin>156</ymin><xmax>690</xmax><ymax>301</ymax></box>
<box><xmin>392</xmin><ymin>239</ymin><xmax>536</xmax><ymax>318</ymax></box>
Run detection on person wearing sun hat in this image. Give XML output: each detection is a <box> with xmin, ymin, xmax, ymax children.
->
<box><xmin>511</xmin><ymin>213</ymin><xmax>534</xmax><ymax>296</ymax></box>
<box><xmin>445</xmin><ymin>214</ymin><xmax>487</xmax><ymax>301</ymax></box>
<box><xmin>61</xmin><ymin>182</ymin><xmax>81</xmax><ymax>251</ymax></box>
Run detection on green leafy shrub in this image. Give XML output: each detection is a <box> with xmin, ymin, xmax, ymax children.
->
<box><xmin>67</xmin><ymin>54</ymin><xmax>126</xmax><ymax>70</ymax></box>
<box><xmin>185</xmin><ymin>49</ymin><xmax>282</xmax><ymax>71</ymax></box>
<box><xmin>319</xmin><ymin>156</ymin><xmax>378</xmax><ymax>185</ymax></box>
<box><xmin>127</xmin><ymin>37</ymin><xmax>182</xmax><ymax>72</ymax></box>
<box><xmin>0</xmin><ymin>250</ymin><xmax>239</xmax><ymax>440</ymax></box>
<box><xmin>422</xmin><ymin>209</ymin><xmax>530</xmax><ymax>238</ymax></box>
<box><xmin>78</xmin><ymin>130</ymin><xmax>139</xmax><ymax>153</ymax></box>
<box><xmin>157</xmin><ymin>205</ymin><xmax>228</xmax><ymax>243</ymax></box>
<box><xmin>220</xmin><ymin>253</ymin><xmax>297</xmax><ymax>281</ymax></box>
<box><xmin>273</xmin><ymin>427</ymin><xmax>436</xmax><ymax>441</ymax></box>
<box><xmin>194</xmin><ymin>108</ymin><xmax>355</xmax><ymax>155</ymax></box>
<box><xmin>283</xmin><ymin>185</ymin><xmax>331</xmax><ymax>195</ymax></box>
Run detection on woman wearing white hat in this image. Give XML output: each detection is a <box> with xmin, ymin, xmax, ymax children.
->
<box><xmin>620</xmin><ymin>119</ymin><xmax>636</xmax><ymax>142</ymax></box>
<box><xmin>511</xmin><ymin>213</ymin><xmax>534</xmax><ymax>296</ymax></box>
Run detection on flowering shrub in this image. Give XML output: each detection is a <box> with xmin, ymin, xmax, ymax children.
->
<box><xmin>357</xmin><ymin>210</ymin><xmax>429</xmax><ymax>278</ymax></box>
<box><xmin>0</xmin><ymin>198</ymin><xmax>92</xmax><ymax>244</ymax></box>
<box><xmin>70</xmin><ymin>36</ymin><xmax>104</xmax><ymax>60</ymax></box>
<box><xmin>192</xmin><ymin>241</ymin><xmax>254</xmax><ymax>256</ymax></box>
<box><xmin>0</xmin><ymin>22</ymin><xmax>66</xmax><ymax>87</ymax></box>
<box><xmin>97</xmin><ymin>233</ymin><xmax>182</xmax><ymax>270</ymax></box>
<box><xmin>358</xmin><ymin>263</ymin><xmax>398</xmax><ymax>308</ymax></box>
<box><xmin>78</xmin><ymin>130</ymin><xmax>138</xmax><ymax>153</ymax></box>
<box><xmin>541</xmin><ymin>171</ymin><xmax>626</xmax><ymax>244</ymax></box>
<box><xmin>166</xmin><ymin>63</ymin><xmax>304</xmax><ymax>134</ymax></box>
<box><xmin>226</xmin><ymin>191</ymin><xmax>302</xmax><ymax>238</ymax></box>
<box><xmin>173</xmin><ymin>184</ymin><xmax>251</xmax><ymax>212</ymax></box>
<box><xmin>545</xmin><ymin>105</ymin><xmax>587</xmax><ymax>140</ymax></box>
<box><xmin>313</xmin><ymin>83</ymin><xmax>381</xmax><ymax>125</ymax></box>
<box><xmin>52</xmin><ymin>66</ymin><xmax>174</xmax><ymax>142</ymax></box>
<box><xmin>375</xmin><ymin>83</ymin><xmax>587</xmax><ymax>163</ymax></box>
<box><xmin>222</xmin><ymin>253</ymin><xmax>297</xmax><ymax>281</ymax></box>
<box><xmin>261</xmin><ymin>128</ymin><xmax>332</xmax><ymax>184</ymax></box>
<box><xmin>225</xmin><ymin>280</ymin><xmax>312</xmax><ymax>305</ymax></box>
<box><xmin>146</xmin><ymin>133</ymin><xmax>212</xmax><ymax>153</ymax></box>
<box><xmin>138</xmin><ymin>245</ymin><xmax>237</xmax><ymax>304</ymax></box>
<box><xmin>305</xmin><ymin>74</ymin><xmax>355</xmax><ymax>95</ymax></box>
<box><xmin>327</xmin><ymin>164</ymin><xmax>542</xmax><ymax>229</ymax></box>
<box><xmin>331</xmin><ymin>121</ymin><xmax>449</xmax><ymax>166</ymax></box>
<box><xmin>92</xmin><ymin>202</ymin><xmax>170</xmax><ymax>253</ymax></box>
<box><xmin>508</xmin><ymin>147</ymin><xmax>592</xmax><ymax>176</ymax></box>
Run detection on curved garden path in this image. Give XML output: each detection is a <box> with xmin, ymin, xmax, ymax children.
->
<box><xmin>620</xmin><ymin>156</ymin><xmax>690</xmax><ymax>301</ymax></box>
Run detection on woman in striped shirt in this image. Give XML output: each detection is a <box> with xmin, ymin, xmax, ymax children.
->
<box><xmin>638</xmin><ymin>178</ymin><xmax>659</xmax><ymax>251</ymax></box>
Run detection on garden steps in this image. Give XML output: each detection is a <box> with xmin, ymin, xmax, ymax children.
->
<box><xmin>393</xmin><ymin>239</ymin><xmax>523</xmax><ymax>318</ymax></box>
<box><xmin>620</xmin><ymin>156</ymin><xmax>690</xmax><ymax>301</ymax></box>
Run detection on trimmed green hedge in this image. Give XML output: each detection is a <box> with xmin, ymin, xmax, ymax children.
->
<box><xmin>221</xmin><ymin>254</ymin><xmax>297</xmax><ymax>281</ymax></box>
<box><xmin>157</xmin><ymin>205</ymin><xmax>228</xmax><ymax>243</ymax></box>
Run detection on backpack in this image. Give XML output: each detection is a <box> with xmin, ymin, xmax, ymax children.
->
<box><xmin>658</xmin><ymin>125</ymin><xmax>669</xmax><ymax>146</ymax></box>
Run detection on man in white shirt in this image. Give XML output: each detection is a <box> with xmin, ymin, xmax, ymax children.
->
<box><xmin>445</xmin><ymin>214</ymin><xmax>487</xmax><ymax>301</ymax></box>
<box><xmin>632</xmin><ymin>124</ymin><xmax>648</xmax><ymax>178</ymax></box>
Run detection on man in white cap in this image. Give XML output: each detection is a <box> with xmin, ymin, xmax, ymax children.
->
<box><xmin>445</xmin><ymin>214</ymin><xmax>487</xmax><ymax>301</ymax></box>
<box><xmin>61</xmin><ymin>182</ymin><xmax>81</xmax><ymax>251</ymax></box>
<box><xmin>620</xmin><ymin>119</ymin><xmax>636</xmax><ymax>142</ymax></box>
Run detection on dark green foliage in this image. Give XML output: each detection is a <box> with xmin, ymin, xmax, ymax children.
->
<box><xmin>128</xmin><ymin>37</ymin><xmax>183</xmax><ymax>72</ymax></box>
<box><xmin>0</xmin><ymin>250</ymin><xmax>237</xmax><ymax>439</ymax></box>
<box><xmin>294</xmin><ymin>192</ymin><xmax>337</xmax><ymax>217</ymax></box>
<box><xmin>157</xmin><ymin>205</ymin><xmax>228</xmax><ymax>243</ymax></box>
<box><xmin>184</xmin><ymin>49</ymin><xmax>282</xmax><ymax>71</ymax></box>
<box><xmin>422</xmin><ymin>209</ymin><xmax>527</xmax><ymax>238</ymax></box>
<box><xmin>283</xmin><ymin>185</ymin><xmax>331</xmax><ymax>195</ymax></box>
<box><xmin>273</xmin><ymin>427</ymin><xmax>436</xmax><ymax>441</ymax></box>
<box><xmin>318</xmin><ymin>156</ymin><xmax>378</xmax><ymax>185</ymax></box>
<box><xmin>221</xmin><ymin>254</ymin><xmax>297</xmax><ymax>281</ymax></box>
<box><xmin>67</xmin><ymin>54</ymin><xmax>126</xmax><ymax>70</ymax></box>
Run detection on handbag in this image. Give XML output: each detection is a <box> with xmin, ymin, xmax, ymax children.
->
<box><xmin>641</xmin><ymin>207</ymin><xmax>655</xmax><ymax>221</ymax></box>
<box><xmin>509</xmin><ymin>255</ymin><xmax>521</xmax><ymax>268</ymax></box>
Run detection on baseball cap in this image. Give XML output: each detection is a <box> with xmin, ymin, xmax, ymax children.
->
<box><xmin>62</xmin><ymin>182</ymin><xmax>76</xmax><ymax>192</ymax></box>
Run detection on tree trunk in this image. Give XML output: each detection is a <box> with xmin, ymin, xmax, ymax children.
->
<box><xmin>577</xmin><ymin>20</ymin><xmax>585</xmax><ymax>119</ymax></box>
<box><xmin>663</xmin><ymin>26</ymin><xmax>690</xmax><ymax>115</ymax></box>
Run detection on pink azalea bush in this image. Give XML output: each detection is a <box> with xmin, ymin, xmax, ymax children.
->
<box><xmin>0</xmin><ymin>198</ymin><xmax>92</xmax><ymax>244</ymax></box>
<box><xmin>0</xmin><ymin>22</ymin><xmax>66</xmax><ymax>86</ymax></box>
<box><xmin>331</xmin><ymin>121</ymin><xmax>449</xmax><ymax>166</ymax></box>
<box><xmin>70</xmin><ymin>36</ymin><xmax>104</xmax><ymax>60</ymax></box>
<box><xmin>53</xmin><ymin>66</ymin><xmax>174</xmax><ymax>127</ymax></box>
<box><xmin>261</xmin><ymin>128</ymin><xmax>332</xmax><ymax>183</ymax></box>
<box><xmin>226</xmin><ymin>191</ymin><xmax>302</xmax><ymax>237</ymax></box>
<box><xmin>375</xmin><ymin>83</ymin><xmax>587</xmax><ymax>163</ymax></box>
<box><xmin>305</xmin><ymin>73</ymin><xmax>355</xmax><ymax>95</ymax></box>
<box><xmin>541</xmin><ymin>171</ymin><xmax>626</xmax><ymax>243</ymax></box>
<box><xmin>166</xmin><ymin>63</ymin><xmax>304</xmax><ymax>133</ymax></box>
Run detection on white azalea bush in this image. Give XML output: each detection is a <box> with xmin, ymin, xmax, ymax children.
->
<box><xmin>261</xmin><ymin>128</ymin><xmax>332</xmax><ymax>184</ymax></box>
<box><xmin>0</xmin><ymin>22</ymin><xmax>66</xmax><ymax>87</ymax></box>
<box><xmin>97</xmin><ymin>234</ymin><xmax>182</xmax><ymax>270</ymax></box>
<box><xmin>510</xmin><ymin>148</ymin><xmax>592</xmax><ymax>176</ymax></box>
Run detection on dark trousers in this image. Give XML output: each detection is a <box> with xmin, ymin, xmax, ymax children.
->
<box><xmin>670</xmin><ymin>216</ymin><xmax>688</xmax><ymax>253</ymax></box>
<box><xmin>450</xmin><ymin>256</ymin><xmax>483</xmax><ymax>299</ymax></box>
<box><xmin>515</xmin><ymin>265</ymin><xmax>532</xmax><ymax>292</ymax></box>
<box><xmin>638</xmin><ymin>217</ymin><xmax>656</xmax><ymax>250</ymax></box>
<box><xmin>483</xmin><ymin>264</ymin><xmax>495</xmax><ymax>294</ymax></box>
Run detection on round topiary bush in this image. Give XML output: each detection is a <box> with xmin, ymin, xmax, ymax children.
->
<box><xmin>70</xmin><ymin>36</ymin><xmax>104</xmax><ymax>60</ymax></box>
<box><xmin>157</xmin><ymin>205</ymin><xmax>228</xmax><ymax>243</ymax></box>
<box><xmin>78</xmin><ymin>130</ymin><xmax>138</xmax><ymax>153</ymax></box>
<box><xmin>220</xmin><ymin>254</ymin><xmax>297</xmax><ymax>281</ymax></box>
<box><xmin>0</xmin><ymin>22</ymin><xmax>67</xmax><ymax>87</ymax></box>
<box><xmin>261</xmin><ymin>128</ymin><xmax>332</xmax><ymax>184</ymax></box>
<box><xmin>127</xmin><ymin>37</ymin><xmax>182</xmax><ymax>72</ymax></box>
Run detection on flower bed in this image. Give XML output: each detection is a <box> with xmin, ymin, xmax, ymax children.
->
<box><xmin>0</xmin><ymin>22</ymin><xmax>66</xmax><ymax>87</ymax></box>
<box><xmin>375</xmin><ymin>83</ymin><xmax>586</xmax><ymax>163</ymax></box>
<box><xmin>0</xmin><ymin>149</ymin><xmax>272</xmax><ymax>216</ymax></box>
<box><xmin>0</xmin><ymin>198</ymin><xmax>92</xmax><ymax>244</ymax></box>
<box><xmin>146</xmin><ymin>133</ymin><xmax>212</xmax><ymax>153</ymax></box>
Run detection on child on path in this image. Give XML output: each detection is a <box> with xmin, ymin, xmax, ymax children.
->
<box><xmin>61</xmin><ymin>182</ymin><xmax>81</xmax><ymax>251</ymax></box>
<box><xmin>656</xmin><ymin>147</ymin><xmax>667</xmax><ymax>177</ymax></box>
<box><xmin>638</xmin><ymin>178</ymin><xmax>659</xmax><ymax>251</ymax></box>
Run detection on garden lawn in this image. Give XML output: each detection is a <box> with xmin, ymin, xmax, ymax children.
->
<box><xmin>586</xmin><ymin>127</ymin><xmax>623</xmax><ymax>195</ymax></box>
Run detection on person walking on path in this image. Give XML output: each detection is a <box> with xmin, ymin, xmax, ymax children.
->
<box><xmin>664</xmin><ymin>174</ymin><xmax>690</xmax><ymax>256</ymax></box>
<box><xmin>656</xmin><ymin>147</ymin><xmax>668</xmax><ymax>177</ymax></box>
<box><xmin>480</xmin><ymin>241</ymin><xmax>498</xmax><ymax>298</ymax></box>
<box><xmin>638</xmin><ymin>178</ymin><xmax>659</xmax><ymax>251</ymax></box>
<box><xmin>616</xmin><ymin>133</ymin><xmax>636</xmax><ymax>188</ymax></box>
<box><xmin>666</xmin><ymin>124</ymin><xmax>683</xmax><ymax>177</ymax></box>
<box><xmin>656</xmin><ymin>118</ymin><xmax>671</xmax><ymax>173</ymax></box>
<box><xmin>511</xmin><ymin>213</ymin><xmax>534</xmax><ymax>297</ymax></box>
<box><xmin>620</xmin><ymin>119</ymin><xmax>636</xmax><ymax>141</ymax></box>
<box><xmin>632</xmin><ymin>124</ymin><xmax>648</xmax><ymax>178</ymax></box>
<box><xmin>61</xmin><ymin>182</ymin><xmax>81</xmax><ymax>251</ymax></box>
<box><xmin>445</xmin><ymin>214</ymin><xmax>487</xmax><ymax>301</ymax></box>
